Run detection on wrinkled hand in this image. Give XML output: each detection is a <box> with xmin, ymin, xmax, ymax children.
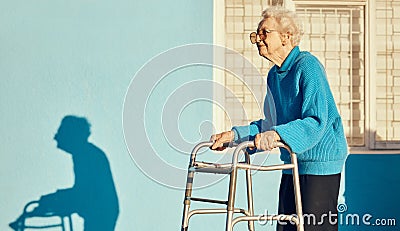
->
<box><xmin>254</xmin><ymin>131</ymin><xmax>281</xmax><ymax>151</ymax></box>
<box><xmin>210</xmin><ymin>131</ymin><xmax>234</xmax><ymax>151</ymax></box>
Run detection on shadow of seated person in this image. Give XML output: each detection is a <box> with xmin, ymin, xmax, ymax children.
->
<box><xmin>10</xmin><ymin>115</ymin><xmax>119</xmax><ymax>231</ymax></box>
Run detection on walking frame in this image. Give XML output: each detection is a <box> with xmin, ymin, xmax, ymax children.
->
<box><xmin>9</xmin><ymin>200</ymin><xmax>73</xmax><ymax>231</ymax></box>
<box><xmin>181</xmin><ymin>140</ymin><xmax>304</xmax><ymax>231</ymax></box>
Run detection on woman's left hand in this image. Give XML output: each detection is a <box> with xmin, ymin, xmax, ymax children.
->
<box><xmin>254</xmin><ymin>131</ymin><xmax>281</xmax><ymax>151</ymax></box>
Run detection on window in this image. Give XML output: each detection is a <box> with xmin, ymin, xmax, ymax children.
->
<box><xmin>372</xmin><ymin>0</ymin><xmax>400</xmax><ymax>148</ymax></box>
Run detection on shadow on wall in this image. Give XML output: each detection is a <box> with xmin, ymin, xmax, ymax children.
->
<box><xmin>9</xmin><ymin>115</ymin><xmax>119</xmax><ymax>231</ymax></box>
<box><xmin>340</xmin><ymin>152</ymin><xmax>400</xmax><ymax>230</ymax></box>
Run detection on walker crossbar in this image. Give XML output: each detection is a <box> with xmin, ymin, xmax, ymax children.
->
<box><xmin>181</xmin><ymin>140</ymin><xmax>304</xmax><ymax>231</ymax></box>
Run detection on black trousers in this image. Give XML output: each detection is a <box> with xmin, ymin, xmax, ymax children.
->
<box><xmin>277</xmin><ymin>173</ymin><xmax>341</xmax><ymax>231</ymax></box>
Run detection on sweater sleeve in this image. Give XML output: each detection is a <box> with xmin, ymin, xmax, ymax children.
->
<box><xmin>271</xmin><ymin>57</ymin><xmax>329</xmax><ymax>154</ymax></box>
<box><xmin>232</xmin><ymin>117</ymin><xmax>276</xmax><ymax>142</ymax></box>
<box><xmin>231</xmin><ymin>123</ymin><xmax>259</xmax><ymax>142</ymax></box>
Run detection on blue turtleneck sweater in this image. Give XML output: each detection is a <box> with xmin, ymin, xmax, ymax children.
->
<box><xmin>232</xmin><ymin>46</ymin><xmax>348</xmax><ymax>175</ymax></box>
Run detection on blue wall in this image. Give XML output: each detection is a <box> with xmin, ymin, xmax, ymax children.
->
<box><xmin>0</xmin><ymin>1</ymin><xmax>219</xmax><ymax>230</ymax></box>
<box><xmin>341</xmin><ymin>154</ymin><xmax>400</xmax><ymax>230</ymax></box>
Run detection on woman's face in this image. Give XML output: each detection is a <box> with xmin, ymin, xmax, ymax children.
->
<box><xmin>256</xmin><ymin>18</ymin><xmax>284</xmax><ymax>62</ymax></box>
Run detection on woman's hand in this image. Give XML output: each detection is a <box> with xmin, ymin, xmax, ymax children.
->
<box><xmin>210</xmin><ymin>131</ymin><xmax>234</xmax><ymax>151</ymax></box>
<box><xmin>254</xmin><ymin>131</ymin><xmax>281</xmax><ymax>151</ymax></box>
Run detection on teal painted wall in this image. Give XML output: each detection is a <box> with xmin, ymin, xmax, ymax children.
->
<box><xmin>0</xmin><ymin>1</ymin><xmax>222</xmax><ymax>230</ymax></box>
<box><xmin>341</xmin><ymin>154</ymin><xmax>400</xmax><ymax>230</ymax></box>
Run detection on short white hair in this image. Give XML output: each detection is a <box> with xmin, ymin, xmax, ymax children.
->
<box><xmin>261</xmin><ymin>6</ymin><xmax>304</xmax><ymax>46</ymax></box>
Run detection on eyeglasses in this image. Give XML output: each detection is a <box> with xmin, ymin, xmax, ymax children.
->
<box><xmin>249</xmin><ymin>29</ymin><xmax>277</xmax><ymax>44</ymax></box>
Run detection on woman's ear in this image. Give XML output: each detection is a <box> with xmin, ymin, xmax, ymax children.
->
<box><xmin>281</xmin><ymin>33</ymin><xmax>291</xmax><ymax>46</ymax></box>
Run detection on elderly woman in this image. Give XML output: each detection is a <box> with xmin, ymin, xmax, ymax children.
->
<box><xmin>211</xmin><ymin>6</ymin><xmax>348</xmax><ymax>231</ymax></box>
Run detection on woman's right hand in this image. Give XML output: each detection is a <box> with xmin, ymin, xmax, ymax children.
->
<box><xmin>210</xmin><ymin>130</ymin><xmax>235</xmax><ymax>151</ymax></box>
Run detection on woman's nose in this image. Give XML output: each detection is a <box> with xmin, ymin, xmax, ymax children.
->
<box><xmin>256</xmin><ymin>34</ymin><xmax>262</xmax><ymax>43</ymax></box>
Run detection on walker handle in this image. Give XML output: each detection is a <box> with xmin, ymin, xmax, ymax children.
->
<box><xmin>235</xmin><ymin>140</ymin><xmax>291</xmax><ymax>152</ymax></box>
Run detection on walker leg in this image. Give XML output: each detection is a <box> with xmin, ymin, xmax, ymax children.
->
<box><xmin>226</xmin><ymin>210</ymin><xmax>234</xmax><ymax>231</ymax></box>
<box><xmin>182</xmin><ymin>171</ymin><xmax>195</xmax><ymax>231</ymax></box>
<box><xmin>291</xmin><ymin>153</ymin><xmax>304</xmax><ymax>231</ymax></box>
<box><xmin>226</xmin><ymin>168</ymin><xmax>238</xmax><ymax>231</ymax></box>
<box><xmin>245</xmin><ymin>155</ymin><xmax>255</xmax><ymax>231</ymax></box>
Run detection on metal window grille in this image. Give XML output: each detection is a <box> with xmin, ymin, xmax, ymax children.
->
<box><xmin>374</xmin><ymin>0</ymin><xmax>400</xmax><ymax>147</ymax></box>
<box><xmin>223</xmin><ymin>0</ymin><xmax>282</xmax><ymax>130</ymax></box>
